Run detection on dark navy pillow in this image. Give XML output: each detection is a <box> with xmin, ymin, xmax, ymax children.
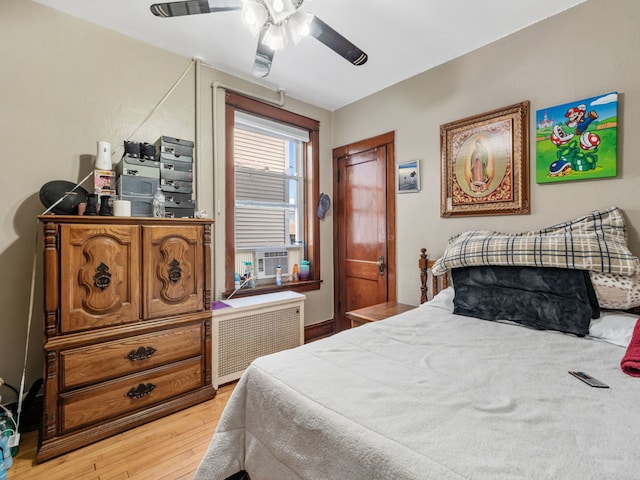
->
<box><xmin>451</xmin><ymin>266</ymin><xmax>599</xmax><ymax>337</ymax></box>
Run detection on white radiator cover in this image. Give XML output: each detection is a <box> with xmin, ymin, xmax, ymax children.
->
<box><xmin>212</xmin><ymin>291</ymin><xmax>305</xmax><ymax>388</ymax></box>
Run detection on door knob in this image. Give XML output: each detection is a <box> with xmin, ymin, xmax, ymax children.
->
<box><xmin>376</xmin><ymin>256</ymin><xmax>385</xmax><ymax>275</ymax></box>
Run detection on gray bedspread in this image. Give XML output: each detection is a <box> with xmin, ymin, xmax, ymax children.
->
<box><xmin>196</xmin><ymin>292</ymin><xmax>640</xmax><ymax>480</ymax></box>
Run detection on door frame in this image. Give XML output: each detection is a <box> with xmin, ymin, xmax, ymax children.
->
<box><xmin>332</xmin><ymin>131</ymin><xmax>397</xmax><ymax>331</ymax></box>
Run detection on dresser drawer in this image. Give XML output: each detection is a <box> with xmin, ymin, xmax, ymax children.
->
<box><xmin>60</xmin><ymin>357</ymin><xmax>204</xmax><ymax>433</ymax></box>
<box><xmin>61</xmin><ymin>323</ymin><xmax>203</xmax><ymax>390</ymax></box>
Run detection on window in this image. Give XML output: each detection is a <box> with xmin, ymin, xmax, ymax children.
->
<box><xmin>234</xmin><ymin>111</ymin><xmax>306</xmax><ymax>250</ymax></box>
<box><xmin>225</xmin><ymin>93</ymin><xmax>320</xmax><ymax>295</ymax></box>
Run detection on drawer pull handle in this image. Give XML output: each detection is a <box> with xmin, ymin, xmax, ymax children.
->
<box><xmin>126</xmin><ymin>346</ymin><xmax>157</xmax><ymax>361</ymax></box>
<box><xmin>126</xmin><ymin>383</ymin><xmax>156</xmax><ymax>399</ymax></box>
<box><xmin>168</xmin><ymin>259</ymin><xmax>182</xmax><ymax>283</ymax></box>
<box><xmin>93</xmin><ymin>262</ymin><xmax>112</xmax><ymax>290</ymax></box>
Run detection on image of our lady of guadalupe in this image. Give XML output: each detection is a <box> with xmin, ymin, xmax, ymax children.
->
<box><xmin>465</xmin><ymin>138</ymin><xmax>495</xmax><ymax>194</ymax></box>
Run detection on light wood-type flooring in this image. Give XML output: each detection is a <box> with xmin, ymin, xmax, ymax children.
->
<box><xmin>8</xmin><ymin>383</ymin><xmax>235</xmax><ymax>480</ymax></box>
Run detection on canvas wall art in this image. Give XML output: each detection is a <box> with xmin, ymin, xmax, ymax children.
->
<box><xmin>535</xmin><ymin>91</ymin><xmax>618</xmax><ymax>183</ymax></box>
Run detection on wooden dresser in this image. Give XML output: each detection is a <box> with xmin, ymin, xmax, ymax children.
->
<box><xmin>36</xmin><ymin>215</ymin><xmax>215</xmax><ymax>462</ymax></box>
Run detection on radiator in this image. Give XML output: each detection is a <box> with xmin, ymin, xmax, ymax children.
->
<box><xmin>212</xmin><ymin>291</ymin><xmax>305</xmax><ymax>388</ymax></box>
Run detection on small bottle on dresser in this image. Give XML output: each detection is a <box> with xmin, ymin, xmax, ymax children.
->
<box><xmin>153</xmin><ymin>188</ymin><xmax>165</xmax><ymax>218</ymax></box>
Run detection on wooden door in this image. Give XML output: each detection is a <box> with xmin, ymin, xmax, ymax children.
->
<box><xmin>333</xmin><ymin>132</ymin><xmax>396</xmax><ymax>331</ymax></box>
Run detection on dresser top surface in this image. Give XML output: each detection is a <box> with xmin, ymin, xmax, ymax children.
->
<box><xmin>38</xmin><ymin>215</ymin><xmax>213</xmax><ymax>226</ymax></box>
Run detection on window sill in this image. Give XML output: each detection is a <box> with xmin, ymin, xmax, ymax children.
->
<box><xmin>223</xmin><ymin>279</ymin><xmax>322</xmax><ymax>299</ymax></box>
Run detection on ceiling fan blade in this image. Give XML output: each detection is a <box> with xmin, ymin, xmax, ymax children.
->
<box><xmin>253</xmin><ymin>27</ymin><xmax>275</xmax><ymax>77</ymax></box>
<box><xmin>150</xmin><ymin>0</ymin><xmax>241</xmax><ymax>17</ymax></box>
<box><xmin>309</xmin><ymin>16</ymin><xmax>368</xmax><ymax>66</ymax></box>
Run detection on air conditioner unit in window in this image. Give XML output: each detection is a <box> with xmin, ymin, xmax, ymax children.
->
<box><xmin>255</xmin><ymin>247</ymin><xmax>289</xmax><ymax>279</ymax></box>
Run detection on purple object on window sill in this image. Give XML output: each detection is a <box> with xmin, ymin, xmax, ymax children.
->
<box><xmin>211</xmin><ymin>301</ymin><xmax>231</xmax><ymax>310</ymax></box>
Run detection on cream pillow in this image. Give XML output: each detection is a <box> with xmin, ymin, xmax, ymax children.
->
<box><xmin>589</xmin><ymin>271</ymin><xmax>640</xmax><ymax>309</ymax></box>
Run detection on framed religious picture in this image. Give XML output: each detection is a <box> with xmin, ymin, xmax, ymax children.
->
<box><xmin>440</xmin><ymin>101</ymin><xmax>530</xmax><ymax>217</ymax></box>
<box><xmin>397</xmin><ymin>160</ymin><xmax>420</xmax><ymax>193</ymax></box>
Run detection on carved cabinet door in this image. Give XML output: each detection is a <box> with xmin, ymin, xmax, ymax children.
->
<box><xmin>142</xmin><ymin>225</ymin><xmax>205</xmax><ymax>319</ymax></box>
<box><xmin>60</xmin><ymin>224</ymin><xmax>141</xmax><ymax>333</ymax></box>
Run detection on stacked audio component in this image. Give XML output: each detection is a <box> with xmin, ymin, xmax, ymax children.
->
<box><xmin>115</xmin><ymin>141</ymin><xmax>160</xmax><ymax>216</ymax></box>
<box><xmin>157</xmin><ymin>136</ymin><xmax>196</xmax><ymax>218</ymax></box>
<box><xmin>114</xmin><ymin>137</ymin><xmax>196</xmax><ymax>217</ymax></box>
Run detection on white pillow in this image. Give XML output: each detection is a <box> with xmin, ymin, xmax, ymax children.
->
<box><xmin>588</xmin><ymin>310</ymin><xmax>639</xmax><ymax>347</ymax></box>
<box><xmin>422</xmin><ymin>286</ymin><xmax>455</xmax><ymax>312</ymax></box>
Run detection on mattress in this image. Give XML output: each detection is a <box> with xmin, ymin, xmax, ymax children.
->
<box><xmin>195</xmin><ymin>290</ymin><xmax>640</xmax><ymax>480</ymax></box>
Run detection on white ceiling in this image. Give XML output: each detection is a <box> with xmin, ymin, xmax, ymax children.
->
<box><xmin>33</xmin><ymin>0</ymin><xmax>587</xmax><ymax>111</ymax></box>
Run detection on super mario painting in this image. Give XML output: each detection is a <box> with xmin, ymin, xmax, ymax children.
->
<box><xmin>535</xmin><ymin>92</ymin><xmax>618</xmax><ymax>183</ymax></box>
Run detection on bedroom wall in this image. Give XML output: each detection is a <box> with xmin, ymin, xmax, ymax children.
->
<box><xmin>3</xmin><ymin>0</ymin><xmax>638</xmax><ymax>404</ymax></box>
<box><xmin>0</xmin><ymin>0</ymin><xmax>334</xmax><ymax>401</ymax></box>
<box><xmin>332</xmin><ymin>0</ymin><xmax>640</xmax><ymax>306</ymax></box>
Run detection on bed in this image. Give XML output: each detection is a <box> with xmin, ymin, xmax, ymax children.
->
<box><xmin>195</xmin><ymin>207</ymin><xmax>640</xmax><ymax>480</ymax></box>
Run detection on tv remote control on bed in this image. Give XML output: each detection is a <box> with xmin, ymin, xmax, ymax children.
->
<box><xmin>568</xmin><ymin>371</ymin><xmax>609</xmax><ymax>388</ymax></box>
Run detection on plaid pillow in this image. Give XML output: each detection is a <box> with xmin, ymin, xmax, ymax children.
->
<box><xmin>432</xmin><ymin>207</ymin><xmax>640</xmax><ymax>277</ymax></box>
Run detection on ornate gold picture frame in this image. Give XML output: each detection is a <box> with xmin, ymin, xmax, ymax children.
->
<box><xmin>440</xmin><ymin>101</ymin><xmax>530</xmax><ymax>217</ymax></box>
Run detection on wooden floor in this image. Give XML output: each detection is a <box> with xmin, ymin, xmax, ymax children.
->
<box><xmin>8</xmin><ymin>383</ymin><xmax>235</xmax><ymax>480</ymax></box>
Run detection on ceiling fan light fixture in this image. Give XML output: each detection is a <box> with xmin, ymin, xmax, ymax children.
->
<box><xmin>263</xmin><ymin>23</ymin><xmax>288</xmax><ymax>50</ymax></box>
<box><xmin>151</xmin><ymin>0</ymin><xmax>368</xmax><ymax>75</ymax></box>
<box><xmin>287</xmin><ymin>10</ymin><xmax>313</xmax><ymax>44</ymax></box>
<box><xmin>263</xmin><ymin>0</ymin><xmax>296</xmax><ymax>24</ymax></box>
<box><xmin>242</xmin><ymin>0</ymin><xmax>268</xmax><ymax>37</ymax></box>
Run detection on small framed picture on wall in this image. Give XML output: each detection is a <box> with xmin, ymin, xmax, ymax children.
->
<box><xmin>397</xmin><ymin>160</ymin><xmax>420</xmax><ymax>193</ymax></box>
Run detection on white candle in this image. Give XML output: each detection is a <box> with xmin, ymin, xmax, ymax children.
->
<box><xmin>112</xmin><ymin>200</ymin><xmax>131</xmax><ymax>217</ymax></box>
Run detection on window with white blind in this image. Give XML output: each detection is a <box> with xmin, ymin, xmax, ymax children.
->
<box><xmin>234</xmin><ymin>111</ymin><xmax>307</xmax><ymax>250</ymax></box>
<box><xmin>225</xmin><ymin>92</ymin><xmax>320</xmax><ymax>295</ymax></box>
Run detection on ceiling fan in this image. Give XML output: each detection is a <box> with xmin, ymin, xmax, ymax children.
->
<box><xmin>150</xmin><ymin>0</ymin><xmax>368</xmax><ymax>77</ymax></box>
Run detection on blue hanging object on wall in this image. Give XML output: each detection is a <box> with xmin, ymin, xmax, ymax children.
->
<box><xmin>317</xmin><ymin>193</ymin><xmax>331</xmax><ymax>219</ymax></box>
